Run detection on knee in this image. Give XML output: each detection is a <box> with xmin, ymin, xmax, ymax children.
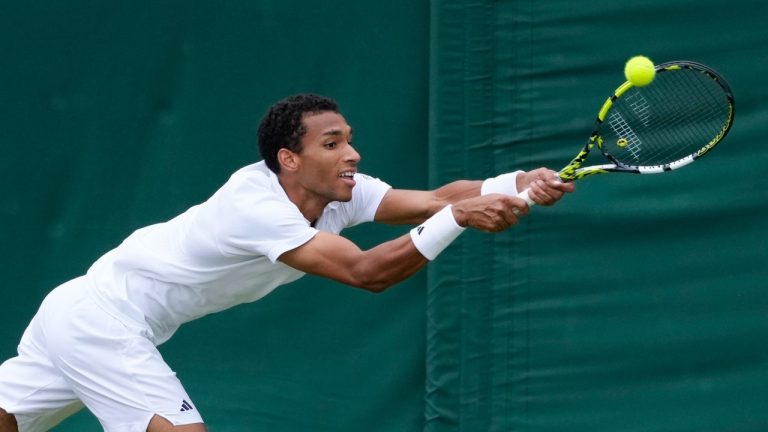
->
<box><xmin>0</xmin><ymin>408</ymin><xmax>18</xmax><ymax>432</ymax></box>
<box><xmin>146</xmin><ymin>414</ymin><xmax>207</xmax><ymax>432</ymax></box>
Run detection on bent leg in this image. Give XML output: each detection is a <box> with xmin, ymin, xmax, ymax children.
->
<box><xmin>0</xmin><ymin>282</ymin><xmax>85</xmax><ymax>432</ymax></box>
<box><xmin>43</xmin><ymin>282</ymin><xmax>204</xmax><ymax>431</ymax></box>
<box><xmin>147</xmin><ymin>415</ymin><xmax>206</xmax><ymax>432</ymax></box>
<box><xmin>0</xmin><ymin>351</ymin><xmax>84</xmax><ymax>432</ymax></box>
<box><xmin>0</xmin><ymin>409</ymin><xmax>18</xmax><ymax>432</ymax></box>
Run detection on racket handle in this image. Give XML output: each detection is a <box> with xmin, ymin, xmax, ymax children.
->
<box><xmin>517</xmin><ymin>187</ymin><xmax>536</xmax><ymax>207</ymax></box>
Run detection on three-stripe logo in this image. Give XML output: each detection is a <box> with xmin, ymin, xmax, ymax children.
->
<box><xmin>180</xmin><ymin>400</ymin><xmax>194</xmax><ymax>412</ymax></box>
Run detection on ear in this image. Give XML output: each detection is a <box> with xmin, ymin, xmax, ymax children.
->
<box><xmin>277</xmin><ymin>148</ymin><xmax>300</xmax><ymax>172</ymax></box>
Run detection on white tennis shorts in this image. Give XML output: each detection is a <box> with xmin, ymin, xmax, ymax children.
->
<box><xmin>0</xmin><ymin>277</ymin><xmax>204</xmax><ymax>432</ymax></box>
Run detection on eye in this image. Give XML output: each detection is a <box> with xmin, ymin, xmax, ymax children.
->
<box><xmin>324</xmin><ymin>142</ymin><xmax>337</xmax><ymax>149</ymax></box>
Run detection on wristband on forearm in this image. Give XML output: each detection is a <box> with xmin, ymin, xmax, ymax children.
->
<box><xmin>409</xmin><ymin>205</ymin><xmax>466</xmax><ymax>261</ymax></box>
<box><xmin>481</xmin><ymin>171</ymin><xmax>523</xmax><ymax>196</ymax></box>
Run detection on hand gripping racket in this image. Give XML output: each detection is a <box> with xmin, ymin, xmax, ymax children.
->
<box><xmin>518</xmin><ymin>60</ymin><xmax>735</xmax><ymax>205</ymax></box>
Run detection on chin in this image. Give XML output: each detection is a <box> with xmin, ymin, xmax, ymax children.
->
<box><xmin>334</xmin><ymin>191</ymin><xmax>354</xmax><ymax>202</ymax></box>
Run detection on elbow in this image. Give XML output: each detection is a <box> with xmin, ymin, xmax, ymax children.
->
<box><xmin>347</xmin><ymin>266</ymin><xmax>397</xmax><ymax>293</ymax></box>
<box><xmin>345</xmin><ymin>249</ymin><xmax>426</xmax><ymax>293</ymax></box>
<box><xmin>353</xmin><ymin>276</ymin><xmax>395</xmax><ymax>294</ymax></box>
<box><xmin>364</xmin><ymin>281</ymin><xmax>393</xmax><ymax>294</ymax></box>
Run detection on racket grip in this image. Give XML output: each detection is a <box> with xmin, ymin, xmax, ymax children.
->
<box><xmin>517</xmin><ymin>187</ymin><xmax>536</xmax><ymax>207</ymax></box>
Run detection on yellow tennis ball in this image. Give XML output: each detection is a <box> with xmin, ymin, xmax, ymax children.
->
<box><xmin>624</xmin><ymin>55</ymin><xmax>656</xmax><ymax>87</ymax></box>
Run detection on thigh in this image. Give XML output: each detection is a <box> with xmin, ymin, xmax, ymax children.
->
<box><xmin>0</xmin><ymin>286</ymin><xmax>85</xmax><ymax>431</ymax></box>
<box><xmin>43</xmin><ymin>282</ymin><xmax>204</xmax><ymax>432</ymax></box>
<box><xmin>0</xmin><ymin>352</ymin><xmax>84</xmax><ymax>431</ymax></box>
<box><xmin>147</xmin><ymin>414</ymin><xmax>207</xmax><ymax>432</ymax></box>
<box><xmin>0</xmin><ymin>408</ymin><xmax>18</xmax><ymax>431</ymax></box>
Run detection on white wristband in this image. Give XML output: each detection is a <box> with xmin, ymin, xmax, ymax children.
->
<box><xmin>481</xmin><ymin>171</ymin><xmax>523</xmax><ymax>196</ymax></box>
<box><xmin>410</xmin><ymin>205</ymin><xmax>466</xmax><ymax>261</ymax></box>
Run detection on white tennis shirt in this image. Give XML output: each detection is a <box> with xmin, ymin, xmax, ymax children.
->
<box><xmin>86</xmin><ymin>161</ymin><xmax>391</xmax><ymax>345</ymax></box>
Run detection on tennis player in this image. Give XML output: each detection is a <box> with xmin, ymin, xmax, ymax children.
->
<box><xmin>0</xmin><ymin>94</ymin><xmax>573</xmax><ymax>432</ymax></box>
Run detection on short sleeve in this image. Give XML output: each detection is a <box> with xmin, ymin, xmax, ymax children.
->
<box><xmin>346</xmin><ymin>173</ymin><xmax>392</xmax><ymax>226</ymax></box>
<box><xmin>314</xmin><ymin>173</ymin><xmax>391</xmax><ymax>233</ymax></box>
<box><xmin>214</xmin><ymin>174</ymin><xmax>318</xmax><ymax>263</ymax></box>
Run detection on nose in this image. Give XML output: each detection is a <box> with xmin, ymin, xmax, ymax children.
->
<box><xmin>345</xmin><ymin>142</ymin><xmax>361</xmax><ymax>164</ymax></box>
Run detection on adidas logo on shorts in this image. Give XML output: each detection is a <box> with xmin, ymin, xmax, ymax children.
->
<box><xmin>180</xmin><ymin>400</ymin><xmax>195</xmax><ymax>412</ymax></box>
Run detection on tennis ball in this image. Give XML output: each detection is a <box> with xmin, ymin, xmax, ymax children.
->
<box><xmin>624</xmin><ymin>55</ymin><xmax>656</xmax><ymax>87</ymax></box>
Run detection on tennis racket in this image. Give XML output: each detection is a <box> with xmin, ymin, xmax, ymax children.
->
<box><xmin>518</xmin><ymin>60</ymin><xmax>735</xmax><ymax>205</ymax></box>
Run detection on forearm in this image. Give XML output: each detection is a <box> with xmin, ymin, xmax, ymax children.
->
<box><xmin>283</xmin><ymin>175</ymin><xmax>537</xmax><ymax>292</ymax></box>
<box><xmin>375</xmin><ymin>172</ymin><xmax>526</xmax><ymax>225</ymax></box>
<box><xmin>432</xmin><ymin>179</ymin><xmax>483</xmax><ymax>204</ymax></box>
<box><xmin>355</xmin><ymin>205</ymin><xmax>466</xmax><ymax>290</ymax></box>
<box><xmin>361</xmin><ymin>189</ymin><xmax>524</xmax><ymax>289</ymax></box>
<box><xmin>350</xmin><ymin>235</ymin><xmax>429</xmax><ymax>292</ymax></box>
<box><xmin>433</xmin><ymin>172</ymin><xmax>527</xmax><ymax>203</ymax></box>
<box><xmin>279</xmin><ymin>231</ymin><xmax>429</xmax><ymax>293</ymax></box>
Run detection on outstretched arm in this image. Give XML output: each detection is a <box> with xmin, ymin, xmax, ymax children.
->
<box><xmin>374</xmin><ymin>168</ymin><xmax>574</xmax><ymax>225</ymax></box>
<box><xmin>278</xmin><ymin>231</ymin><xmax>427</xmax><ymax>293</ymax></box>
<box><xmin>278</xmin><ymin>192</ymin><xmax>528</xmax><ymax>292</ymax></box>
<box><xmin>278</xmin><ymin>168</ymin><xmax>573</xmax><ymax>292</ymax></box>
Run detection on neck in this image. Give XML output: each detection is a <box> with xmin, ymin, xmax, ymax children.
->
<box><xmin>277</xmin><ymin>175</ymin><xmax>329</xmax><ymax>224</ymax></box>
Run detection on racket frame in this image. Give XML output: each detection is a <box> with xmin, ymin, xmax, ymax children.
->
<box><xmin>557</xmin><ymin>60</ymin><xmax>735</xmax><ymax>182</ymax></box>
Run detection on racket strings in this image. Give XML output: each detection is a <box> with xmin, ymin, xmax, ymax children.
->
<box><xmin>602</xmin><ymin>68</ymin><xmax>731</xmax><ymax>167</ymax></box>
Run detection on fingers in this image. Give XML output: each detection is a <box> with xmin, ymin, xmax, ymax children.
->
<box><xmin>481</xmin><ymin>198</ymin><xmax>526</xmax><ymax>232</ymax></box>
<box><xmin>528</xmin><ymin>179</ymin><xmax>559</xmax><ymax>205</ymax></box>
<box><xmin>453</xmin><ymin>194</ymin><xmax>529</xmax><ymax>232</ymax></box>
<box><xmin>527</xmin><ymin>171</ymin><xmax>575</xmax><ymax>206</ymax></box>
<box><xmin>497</xmin><ymin>197</ymin><xmax>527</xmax><ymax>229</ymax></box>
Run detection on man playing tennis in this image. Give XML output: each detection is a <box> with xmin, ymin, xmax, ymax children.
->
<box><xmin>0</xmin><ymin>93</ymin><xmax>573</xmax><ymax>432</ymax></box>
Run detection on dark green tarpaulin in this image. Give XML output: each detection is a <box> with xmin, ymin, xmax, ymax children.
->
<box><xmin>2</xmin><ymin>1</ymin><xmax>768</xmax><ymax>431</ymax></box>
<box><xmin>426</xmin><ymin>1</ymin><xmax>768</xmax><ymax>431</ymax></box>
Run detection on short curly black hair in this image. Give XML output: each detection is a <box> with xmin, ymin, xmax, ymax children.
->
<box><xmin>257</xmin><ymin>93</ymin><xmax>340</xmax><ymax>173</ymax></box>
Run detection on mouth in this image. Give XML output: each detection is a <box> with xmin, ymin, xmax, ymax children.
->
<box><xmin>338</xmin><ymin>170</ymin><xmax>357</xmax><ymax>187</ymax></box>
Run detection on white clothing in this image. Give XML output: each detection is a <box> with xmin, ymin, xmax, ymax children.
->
<box><xmin>0</xmin><ymin>161</ymin><xmax>391</xmax><ymax>431</ymax></box>
<box><xmin>87</xmin><ymin>161</ymin><xmax>390</xmax><ymax>345</ymax></box>
<box><xmin>0</xmin><ymin>278</ymin><xmax>201</xmax><ymax>432</ymax></box>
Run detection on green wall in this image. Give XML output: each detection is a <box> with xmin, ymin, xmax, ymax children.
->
<box><xmin>426</xmin><ymin>1</ymin><xmax>768</xmax><ymax>431</ymax></box>
<box><xmin>3</xmin><ymin>1</ymin><xmax>768</xmax><ymax>431</ymax></box>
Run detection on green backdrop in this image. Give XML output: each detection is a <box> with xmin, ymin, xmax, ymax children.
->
<box><xmin>426</xmin><ymin>1</ymin><xmax>768</xmax><ymax>431</ymax></box>
<box><xmin>2</xmin><ymin>1</ymin><xmax>768</xmax><ymax>431</ymax></box>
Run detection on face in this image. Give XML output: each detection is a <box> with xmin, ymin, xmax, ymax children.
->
<box><xmin>292</xmin><ymin>111</ymin><xmax>361</xmax><ymax>203</ymax></box>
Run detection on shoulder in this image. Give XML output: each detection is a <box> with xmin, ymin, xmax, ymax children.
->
<box><xmin>351</xmin><ymin>172</ymin><xmax>391</xmax><ymax>199</ymax></box>
<box><xmin>211</xmin><ymin>162</ymin><xmax>316</xmax><ymax>259</ymax></box>
<box><xmin>227</xmin><ymin>161</ymin><xmax>273</xmax><ymax>188</ymax></box>
<box><xmin>224</xmin><ymin>162</ymin><xmax>286</xmax><ymax>202</ymax></box>
<box><xmin>214</xmin><ymin>161</ymin><xmax>303</xmax><ymax>222</ymax></box>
